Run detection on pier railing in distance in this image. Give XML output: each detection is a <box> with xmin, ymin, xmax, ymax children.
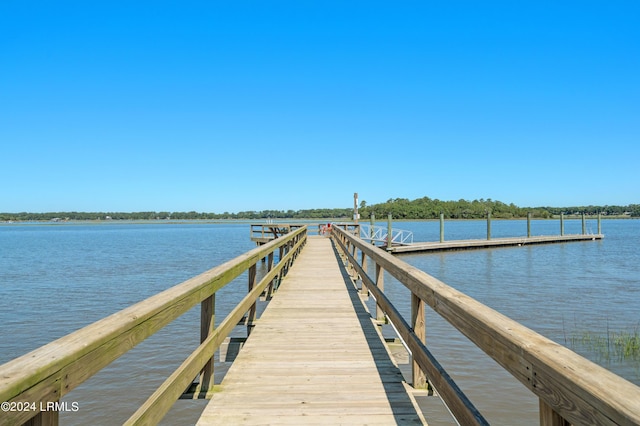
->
<box><xmin>250</xmin><ymin>223</ymin><xmax>306</xmax><ymax>244</ymax></box>
<box><xmin>331</xmin><ymin>224</ymin><xmax>640</xmax><ymax>426</ymax></box>
<box><xmin>0</xmin><ymin>226</ymin><xmax>307</xmax><ymax>426</ymax></box>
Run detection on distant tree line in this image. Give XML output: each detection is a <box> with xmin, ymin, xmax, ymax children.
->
<box><xmin>359</xmin><ymin>198</ymin><xmax>640</xmax><ymax>219</ymax></box>
<box><xmin>540</xmin><ymin>205</ymin><xmax>640</xmax><ymax>217</ymax></box>
<box><xmin>1</xmin><ymin>199</ymin><xmax>638</xmax><ymax>222</ymax></box>
<box><xmin>0</xmin><ymin>208</ymin><xmax>354</xmax><ymax>222</ymax></box>
<box><xmin>359</xmin><ymin>197</ymin><xmax>546</xmax><ymax>219</ymax></box>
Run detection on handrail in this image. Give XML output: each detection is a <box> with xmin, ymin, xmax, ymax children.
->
<box><xmin>331</xmin><ymin>225</ymin><xmax>640</xmax><ymax>426</ymax></box>
<box><xmin>332</xmin><ymin>226</ymin><xmax>488</xmax><ymax>426</ymax></box>
<box><xmin>250</xmin><ymin>223</ymin><xmax>306</xmax><ymax>241</ymax></box>
<box><xmin>0</xmin><ymin>226</ymin><xmax>307</xmax><ymax>426</ymax></box>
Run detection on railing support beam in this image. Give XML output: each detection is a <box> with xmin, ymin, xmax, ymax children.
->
<box><xmin>247</xmin><ymin>265</ymin><xmax>257</xmax><ymax>335</ymax></box>
<box><xmin>375</xmin><ymin>263</ymin><xmax>385</xmax><ymax>322</ymax></box>
<box><xmin>411</xmin><ymin>292</ymin><xmax>427</xmax><ymax>389</ymax></box>
<box><xmin>360</xmin><ymin>250</ymin><xmax>369</xmax><ymax>296</ymax></box>
<box><xmin>199</xmin><ymin>294</ymin><xmax>215</xmax><ymax>392</ymax></box>
<box><xmin>539</xmin><ymin>399</ymin><xmax>570</xmax><ymax>426</ymax></box>
<box><xmin>24</xmin><ymin>409</ymin><xmax>58</xmax><ymax>426</ymax></box>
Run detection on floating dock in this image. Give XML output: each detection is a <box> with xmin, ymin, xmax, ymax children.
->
<box><xmin>387</xmin><ymin>234</ymin><xmax>604</xmax><ymax>254</ymax></box>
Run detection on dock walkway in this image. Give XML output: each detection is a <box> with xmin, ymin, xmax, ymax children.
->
<box><xmin>197</xmin><ymin>236</ymin><xmax>425</xmax><ymax>425</ymax></box>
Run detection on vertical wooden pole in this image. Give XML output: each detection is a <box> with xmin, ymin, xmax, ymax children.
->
<box><xmin>360</xmin><ymin>250</ymin><xmax>368</xmax><ymax>296</ymax></box>
<box><xmin>387</xmin><ymin>214</ymin><xmax>392</xmax><ymax>247</ymax></box>
<box><xmin>598</xmin><ymin>212</ymin><xmax>602</xmax><ymax>234</ymax></box>
<box><xmin>487</xmin><ymin>211</ymin><xmax>492</xmax><ymax>240</ymax></box>
<box><xmin>527</xmin><ymin>212</ymin><xmax>532</xmax><ymax>238</ymax></box>
<box><xmin>345</xmin><ymin>240</ymin><xmax>352</xmax><ymax>275</ymax></box>
<box><xmin>266</xmin><ymin>251</ymin><xmax>275</xmax><ymax>298</ymax></box>
<box><xmin>247</xmin><ymin>264</ymin><xmax>257</xmax><ymax>336</ymax></box>
<box><xmin>560</xmin><ymin>212</ymin><xmax>565</xmax><ymax>236</ymax></box>
<box><xmin>539</xmin><ymin>399</ymin><xmax>570</xmax><ymax>425</ymax></box>
<box><xmin>350</xmin><ymin>244</ymin><xmax>357</xmax><ymax>278</ymax></box>
<box><xmin>440</xmin><ymin>213</ymin><xmax>444</xmax><ymax>243</ymax></box>
<box><xmin>411</xmin><ymin>292</ymin><xmax>427</xmax><ymax>389</ymax></box>
<box><xmin>25</xmin><ymin>410</ymin><xmax>59</xmax><ymax>426</ymax></box>
<box><xmin>200</xmin><ymin>294</ymin><xmax>215</xmax><ymax>392</ymax></box>
<box><xmin>370</xmin><ymin>212</ymin><xmax>375</xmax><ymax>244</ymax></box>
<box><xmin>582</xmin><ymin>212</ymin><xmax>586</xmax><ymax>235</ymax></box>
<box><xmin>274</xmin><ymin>245</ymin><xmax>285</xmax><ymax>290</ymax></box>
<box><xmin>354</xmin><ymin>192</ymin><xmax>359</xmax><ymax>224</ymax></box>
<box><xmin>375</xmin><ymin>263</ymin><xmax>385</xmax><ymax>322</ymax></box>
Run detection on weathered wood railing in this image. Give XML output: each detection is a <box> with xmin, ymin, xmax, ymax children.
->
<box><xmin>249</xmin><ymin>223</ymin><xmax>306</xmax><ymax>244</ymax></box>
<box><xmin>0</xmin><ymin>226</ymin><xmax>307</xmax><ymax>426</ymax></box>
<box><xmin>331</xmin><ymin>224</ymin><xmax>640</xmax><ymax>426</ymax></box>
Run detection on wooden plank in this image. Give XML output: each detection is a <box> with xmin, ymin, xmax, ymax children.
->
<box><xmin>197</xmin><ymin>237</ymin><xmax>426</xmax><ymax>425</ymax></box>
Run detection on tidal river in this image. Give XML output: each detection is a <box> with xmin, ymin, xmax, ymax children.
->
<box><xmin>1</xmin><ymin>219</ymin><xmax>638</xmax><ymax>425</ymax></box>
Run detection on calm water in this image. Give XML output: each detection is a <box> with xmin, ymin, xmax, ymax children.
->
<box><xmin>1</xmin><ymin>219</ymin><xmax>638</xmax><ymax>425</ymax></box>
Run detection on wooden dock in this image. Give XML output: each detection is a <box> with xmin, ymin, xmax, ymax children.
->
<box><xmin>387</xmin><ymin>234</ymin><xmax>604</xmax><ymax>254</ymax></box>
<box><xmin>5</xmin><ymin>224</ymin><xmax>640</xmax><ymax>426</ymax></box>
<box><xmin>197</xmin><ymin>236</ymin><xmax>426</xmax><ymax>425</ymax></box>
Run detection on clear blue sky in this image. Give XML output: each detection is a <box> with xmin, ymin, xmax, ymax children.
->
<box><xmin>1</xmin><ymin>2</ymin><xmax>638</xmax><ymax>213</ymax></box>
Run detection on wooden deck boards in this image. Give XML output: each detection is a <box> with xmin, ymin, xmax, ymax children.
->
<box><xmin>197</xmin><ymin>236</ymin><xmax>426</xmax><ymax>425</ymax></box>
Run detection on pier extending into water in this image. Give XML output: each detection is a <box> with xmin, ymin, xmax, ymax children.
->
<box><xmin>1</xmin><ymin>223</ymin><xmax>638</xmax><ymax>426</ymax></box>
<box><xmin>197</xmin><ymin>236</ymin><xmax>426</xmax><ymax>425</ymax></box>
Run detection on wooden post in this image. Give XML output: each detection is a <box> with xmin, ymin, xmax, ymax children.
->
<box><xmin>350</xmin><ymin>243</ymin><xmax>357</xmax><ymax>278</ymax></box>
<box><xmin>539</xmin><ymin>399</ymin><xmax>570</xmax><ymax>425</ymax></box>
<box><xmin>354</xmin><ymin>192</ymin><xmax>359</xmax><ymax>224</ymax></box>
<box><xmin>274</xmin><ymin>245</ymin><xmax>285</xmax><ymax>290</ymax></box>
<box><xmin>370</xmin><ymin>213</ymin><xmax>375</xmax><ymax>244</ymax></box>
<box><xmin>266</xmin><ymin>251</ymin><xmax>275</xmax><ymax>298</ymax></box>
<box><xmin>375</xmin><ymin>263</ymin><xmax>385</xmax><ymax>322</ymax></box>
<box><xmin>487</xmin><ymin>211</ymin><xmax>492</xmax><ymax>240</ymax></box>
<box><xmin>582</xmin><ymin>212</ymin><xmax>586</xmax><ymax>235</ymax></box>
<box><xmin>527</xmin><ymin>212</ymin><xmax>531</xmax><ymax>238</ymax></box>
<box><xmin>25</xmin><ymin>410</ymin><xmax>59</xmax><ymax>426</ymax></box>
<box><xmin>560</xmin><ymin>212</ymin><xmax>564</xmax><ymax>236</ymax></box>
<box><xmin>598</xmin><ymin>212</ymin><xmax>602</xmax><ymax>234</ymax></box>
<box><xmin>247</xmin><ymin>264</ymin><xmax>257</xmax><ymax>336</ymax></box>
<box><xmin>387</xmin><ymin>214</ymin><xmax>392</xmax><ymax>247</ymax></box>
<box><xmin>360</xmin><ymin>250</ymin><xmax>368</xmax><ymax>296</ymax></box>
<box><xmin>411</xmin><ymin>292</ymin><xmax>427</xmax><ymax>389</ymax></box>
<box><xmin>440</xmin><ymin>213</ymin><xmax>444</xmax><ymax>243</ymax></box>
<box><xmin>351</xmin><ymin>243</ymin><xmax>357</xmax><ymax>265</ymax></box>
<box><xmin>200</xmin><ymin>294</ymin><xmax>215</xmax><ymax>392</ymax></box>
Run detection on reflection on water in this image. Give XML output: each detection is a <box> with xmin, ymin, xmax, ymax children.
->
<box><xmin>1</xmin><ymin>219</ymin><xmax>638</xmax><ymax>425</ymax></box>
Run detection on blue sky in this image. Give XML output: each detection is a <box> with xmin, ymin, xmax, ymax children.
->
<box><xmin>1</xmin><ymin>2</ymin><xmax>638</xmax><ymax>213</ymax></box>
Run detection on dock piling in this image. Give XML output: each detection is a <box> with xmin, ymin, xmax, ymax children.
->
<box><xmin>370</xmin><ymin>213</ymin><xmax>375</xmax><ymax>244</ymax></box>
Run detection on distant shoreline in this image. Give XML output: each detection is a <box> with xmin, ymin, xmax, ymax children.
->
<box><xmin>1</xmin><ymin>215</ymin><xmax>636</xmax><ymax>225</ymax></box>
